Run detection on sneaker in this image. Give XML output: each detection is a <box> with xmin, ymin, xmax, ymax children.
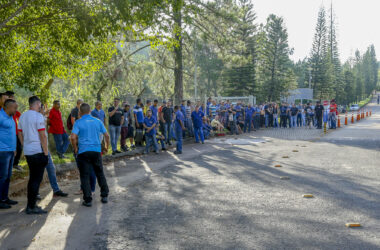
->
<box><xmin>155</xmin><ymin>151</ymin><xmax>159</xmax><ymax>154</ymax></box>
<box><xmin>168</xmin><ymin>142</ymin><xmax>172</xmax><ymax>146</ymax></box>
<box><xmin>58</xmin><ymin>154</ymin><xmax>67</xmax><ymax>159</ymax></box>
<box><xmin>13</xmin><ymin>165</ymin><xmax>23</xmax><ymax>171</ymax></box>
<box><xmin>162</xmin><ymin>148</ymin><xmax>167</xmax><ymax>151</ymax></box>
<box><xmin>131</xmin><ymin>145</ymin><xmax>136</xmax><ymax>149</ymax></box>
<box><xmin>101</xmin><ymin>197</ymin><xmax>108</xmax><ymax>204</ymax></box>
<box><xmin>174</xmin><ymin>151</ymin><xmax>182</xmax><ymax>155</ymax></box>
<box><xmin>115</xmin><ymin>150</ymin><xmax>122</xmax><ymax>154</ymax></box>
<box><xmin>112</xmin><ymin>151</ymin><xmax>116</xmax><ymax>156</ymax></box>
<box><xmin>0</xmin><ymin>202</ymin><xmax>11</xmax><ymax>209</ymax></box>
<box><xmin>74</xmin><ymin>190</ymin><xmax>83</xmax><ymax>195</ymax></box>
<box><xmin>201</xmin><ymin>142</ymin><xmax>205</xmax><ymax>144</ymax></box>
<box><xmin>4</xmin><ymin>199</ymin><xmax>18</xmax><ymax>205</ymax></box>
<box><xmin>25</xmin><ymin>206</ymin><xmax>47</xmax><ymax>214</ymax></box>
<box><xmin>54</xmin><ymin>190</ymin><xmax>68</xmax><ymax>197</ymax></box>
<box><xmin>82</xmin><ymin>201</ymin><xmax>92</xmax><ymax>207</ymax></box>
<box><xmin>36</xmin><ymin>194</ymin><xmax>42</xmax><ymax>201</ymax></box>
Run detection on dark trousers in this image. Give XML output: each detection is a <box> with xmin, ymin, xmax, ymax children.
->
<box><xmin>13</xmin><ymin>136</ymin><xmax>22</xmax><ymax>166</ymax></box>
<box><xmin>316</xmin><ymin>115</ymin><xmax>322</xmax><ymax>129</ymax></box>
<box><xmin>25</xmin><ymin>153</ymin><xmax>48</xmax><ymax>208</ymax></box>
<box><xmin>120</xmin><ymin>126</ymin><xmax>129</xmax><ymax>148</ymax></box>
<box><xmin>77</xmin><ymin>151</ymin><xmax>109</xmax><ymax>203</ymax></box>
<box><xmin>280</xmin><ymin>115</ymin><xmax>287</xmax><ymax>128</ymax></box>
<box><xmin>0</xmin><ymin>151</ymin><xmax>14</xmax><ymax>201</ymax></box>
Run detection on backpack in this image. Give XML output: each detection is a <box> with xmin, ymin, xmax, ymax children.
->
<box><xmin>67</xmin><ymin>113</ymin><xmax>73</xmax><ymax>130</ymax></box>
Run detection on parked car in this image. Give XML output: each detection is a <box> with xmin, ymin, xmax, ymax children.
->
<box><xmin>350</xmin><ymin>104</ymin><xmax>359</xmax><ymax>111</ymax></box>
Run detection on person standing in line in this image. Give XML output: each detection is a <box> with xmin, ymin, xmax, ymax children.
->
<box><xmin>191</xmin><ymin>105</ymin><xmax>205</xmax><ymax>144</ymax></box>
<box><xmin>290</xmin><ymin>104</ymin><xmax>298</xmax><ymax>128</ymax></box>
<box><xmin>305</xmin><ymin>103</ymin><xmax>314</xmax><ymax>129</ymax></box>
<box><xmin>37</xmin><ymin>104</ymin><xmax>68</xmax><ymax>199</ymax></box>
<box><xmin>0</xmin><ymin>99</ymin><xmax>19</xmax><ymax>209</ymax></box>
<box><xmin>48</xmin><ymin>100</ymin><xmax>69</xmax><ymax>159</ymax></box>
<box><xmin>180</xmin><ymin>100</ymin><xmax>187</xmax><ymax>138</ymax></box>
<box><xmin>91</xmin><ymin>101</ymin><xmax>106</xmax><ymax>125</ymax></box>
<box><xmin>18</xmin><ymin>96</ymin><xmax>49</xmax><ymax>214</ymax></box>
<box><xmin>314</xmin><ymin>101</ymin><xmax>324</xmax><ymax>129</ymax></box>
<box><xmin>108</xmin><ymin>98</ymin><xmax>124</xmax><ymax>155</ymax></box>
<box><xmin>150</xmin><ymin>100</ymin><xmax>159</xmax><ymax>121</ymax></box>
<box><xmin>70</xmin><ymin>99</ymin><xmax>84</xmax><ymax>129</ymax></box>
<box><xmin>279</xmin><ymin>103</ymin><xmax>288</xmax><ymax>128</ymax></box>
<box><xmin>185</xmin><ymin>100</ymin><xmax>194</xmax><ymax>137</ymax></box>
<box><xmin>133</xmin><ymin>99</ymin><xmax>145</xmax><ymax>147</ymax></box>
<box><xmin>3</xmin><ymin>91</ymin><xmax>23</xmax><ymax>171</ymax></box>
<box><xmin>174</xmin><ymin>106</ymin><xmax>186</xmax><ymax>154</ymax></box>
<box><xmin>273</xmin><ymin>103</ymin><xmax>279</xmax><ymax>128</ymax></box>
<box><xmin>162</xmin><ymin>101</ymin><xmax>174</xmax><ymax>145</ymax></box>
<box><xmin>120</xmin><ymin>104</ymin><xmax>130</xmax><ymax>152</ymax></box>
<box><xmin>70</xmin><ymin>103</ymin><xmax>110</xmax><ymax>207</ymax></box>
<box><xmin>143</xmin><ymin>109</ymin><xmax>159</xmax><ymax>154</ymax></box>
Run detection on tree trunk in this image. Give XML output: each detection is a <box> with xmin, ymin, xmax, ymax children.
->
<box><xmin>173</xmin><ymin>0</ymin><xmax>183</xmax><ymax>105</ymax></box>
<box><xmin>97</xmin><ymin>82</ymin><xmax>108</xmax><ymax>101</ymax></box>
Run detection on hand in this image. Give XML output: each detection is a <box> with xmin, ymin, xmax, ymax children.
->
<box><xmin>74</xmin><ymin>148</ymin><xmax>78</xmax><ymax>154</ymax></box>
<box><xmin>14</xmin><ymin>151</ymin><xmax>16</xmax><ymax>157</ymax></box>
<box><xmin>182</xmin><ymin>127</ymin><xmax>186</xmax><ymax>131</ymax></box>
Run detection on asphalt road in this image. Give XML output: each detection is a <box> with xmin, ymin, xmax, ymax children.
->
<box><xmin>0</xmin><ymin>99</ymin><xmax>379</xmax><ymax>250</ymax></box>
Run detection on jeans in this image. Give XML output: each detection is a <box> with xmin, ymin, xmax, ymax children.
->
<box><xmin>229</xmin><ymin>121</ymin><xmax>238</xmax><ymax>135</ymax></box>
<box><xmin>0</xmin><ymin>151</ymin><xmax>14</xmax><ymax>201</ymax></box>
<box><xmin>254</xmin><ymin>116</ymin><xmax>260</xmax><ymax>129</ymax></box>
<box><xmin>291</xmin><ymin>115</ymin><xmax>297</xmax><ymax>128</ymax></box>
<box><xmin>185</xmin><ymin>119</ymin><xmax>194</xmax><ymax>137</ymax></box>
<box><xmin>297</xmin><ymin>114</ymin><xmax>302</xmax><ymax>127</ymax></box>
<box><xmin>53</xmin><ymin>133</ymin><xmax>69</xmax><ymax>155</ymax></box>
<box><xmin>109</xmin><ymin>125</ymin><xmax>121</xmax><ymax>152</ymax></box>
<box><xmin>273</xmin><ymin>115</ymin><xmax>279</xmax><ymax>128</ymax></box>
<box><xmin>194</xmin><ymin>126</ymin><xmax>204</xmax><ymax>143</ymax></box>
<box><xmin>46</xmin><ymin>153</ymin><xmax>60</xmax><ymax>193</ymax></box>
<box><xmin>265</xmin><ymin>114</ymin><xmax>269</xmax><ymax>128</ymax></box>
<box><xmin>164</xmin><ymin>122</ymin><xmax>173</xmax><ymax>143</ymax></box>
<box><xmin>175</xmin><ymin>128</ymin><xmax>183</xmax><ymax>153</ymax></box>
<box><xmin>316</xmin><ymin>115</ymin><xmax>322</xmax><ymax>129</ymax></box>
<box><xmin>244</xmin><ymin>118</ymin><xmax>252</xmax><ymax>133</ymax></box>
<box><xmin>145</xmin><ymin>134</ymin><xmax>159</xmax><ymax>153</ymax></box>
<box><xmin>13</xmin><ymin>136</ymin><xmax>22</xmax><ymax>166</ymax></box>
<box><xmin>77</xmin><ymin>151</ymin><xmax>109</xmax><ymax>203</ymax></box>
<box><xmin>25</xmin><ymin>153</ymin><xmax>48</xmax><ymax>208</ymax></box>
<box><xmin>280</xmin><ymin>115</ymin><xmax>287</xmax><ymax>128</ymax></box>
<box><xmin>329</xmin><ymin>113</ymin><xmax>337</xmax><ymax>129</ymax></box>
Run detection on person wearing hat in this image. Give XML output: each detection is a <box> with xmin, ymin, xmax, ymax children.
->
<box><xmin>314</xmin><ymin>101</ymin><xmax>324</xmax><ymax>129</ymax></box>
<box><xmin>329</xmin><ymin>99</ymin><xmax>338</xmax><ymax>129</ymax></box>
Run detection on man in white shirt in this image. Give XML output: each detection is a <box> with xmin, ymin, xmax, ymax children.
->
<box><xmin>18</xmin><ymin>96</ymin><xmax>49</xmax><ymax>214</ymax></box>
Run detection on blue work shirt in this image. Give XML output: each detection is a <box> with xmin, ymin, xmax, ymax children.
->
<box><xmin>144</xmin><ymin>116</ymin><xmax>157</xmax><ymax>136</ymax></box>
<box><xmin>280</xmin><ymin>106</ymin><xmax>287</xmax><ymax>115</ymax></box>
<box><xmin>245</xmin><ymin>107</ymin><xmax>254</xmax><ymax>120</ymax></box>
<box><xmin>72</xmin><ymin>114</ymin><xmax>106</xmax><ymax>155</ymax></box>
<box><xmin>180</xmin><ymin>105</ymin><xmax>186</xmax><ymax>119</ymax></box>
<box><xmin>175</xmin><ymin>110</ymin><xmax>184</xmax><ymax>130</ymax></box>
<box><xmin>255</xmin><ymin>107</ymin><xmax>261</xmax><ymax>116</ymax></box>
<box><xmin>0</xmin><ymin>109</ymin><xmax>16</xmax><ymax>151</ymax></box>
<box><xmin>191</xmin><ymin>110</ymin><xmax>204</xmax><ymax>128</ymax></box>
<box><xmin>133</xmin><ymin>105</ymin><xmax>144</xmax><ymax>123</ymax></box>
<box><xmin>150</xmin><ymin>105</ymin><xmax>158</xmax><ymax>120</ymax></box>
<box><xmin>91</xmin><ymin>108</ymin><xmax>105</xmax><ymax>124</ymax></box>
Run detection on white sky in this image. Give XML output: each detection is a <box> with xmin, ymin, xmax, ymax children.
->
<box><xmin>253</xmin><ymin>0</ymin><xmax>380</xmax><ymax>62</ymax></box>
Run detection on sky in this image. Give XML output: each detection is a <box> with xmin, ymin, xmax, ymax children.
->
<box><xmin>253</xmin><ymin>0</ymin><xmax>380</xmax><ymax>62</ymax></box>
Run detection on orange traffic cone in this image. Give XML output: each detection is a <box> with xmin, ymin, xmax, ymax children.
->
<box><xmin>345</xmin><ymin>114</ymin><xmax>348</xmax><ymax>125</ymax></box>
<box><xmin>337</xmin><ymin>116</ymin><xmax>341</xmax><ymax>128</ymax></box>
<box><xmin>351</xmin><ymin>113</ymin><xmax>354</xmax><ymax>123</ymax></box>
<box><xmin>370</xmin><ymin>110</ymin><xmax>372</xmax><ymax>116</ymax></box>
<box><xmin>357</xmin><ymin>112</ymin><xmax>360</xmax><ymax>121</ymax></box>
<box><xmin>366</xmin><ymin>110</ymin><xmax>368</xmax><ymax>117</ymax></box>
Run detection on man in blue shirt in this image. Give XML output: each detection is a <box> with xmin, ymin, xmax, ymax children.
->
<box><xmin>244</xmin><ymin>104</ymin><xmax>254</xmax><ymax>133</ymax></box>
<box><xmin>174</xmin><ymin>106</ymin><xmax>186</xmax><ymax>154</ymax></box>
<box><xmin>279</xmin><ymin>103</ymin><xmax>288</xmax><ymax>128</ymax></box>
<box><xmin>143</xmin><ymin>109</ymin><xmax>159</xmax><ymax>154</ymax></box>
<box><xmin>133</xmin><ymin>99</ymin><xmax>144</xmax><ymax>147</ymax></box>
<box><xmin>191</xmin><ymin>105</ymin><xmax>205</xmax><ymax>144</ymax></box>
<box><xmin>0</xmin><ymin>99</ymin><xmax>18</xmax><ymax>209</ymax></box>
<box><xmin>253</xmin><ymin>106</ymin><xmax>261</xmax><ymax>130</ymax></box>
<box><xmin>181</xmin><ymin>100</ymin><xmax>187</xmax><ymax>137</ymax></box>
<box><xmin>150</xmin><ymin>99</ymin><xmax>159</xmax><ymax>120</ymax></box>
<box><xmin>91</xmin><ymin>101</ymin><xmax>106</xmax><ymax>124</ymax></box>
<box><xmin>70</xmin><ymin>103</ymin><xmax>110</xmax><ymax>207</ymax></box>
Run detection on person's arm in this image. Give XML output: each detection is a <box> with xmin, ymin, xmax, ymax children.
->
<box><xmin>38</xmin><ymin>130</ymin><xmax>48</xmax><ymax>156</ymax></box>
<box><xmin>120</xmin><ymin>115</ymin><xmax>124</xmax><ymax>126</ymax></box>
<box><xmin>70</xmin><ymin>133</ymin><xmax>78</xmax><ymax>154</ymax></box>
<box><xmin>134</xmin><ymin>113</ymin><xmax>138</xmax><ymax>127</ymax></box>
<box><xmin>103</xmin><ymin>132</ymin><xmax>110</xmax><ymax>153</ymax></box>
<box><xmin>109</xmin><ymin>107</ymin><xmax>118</xmax><ymax>117</ymax></box>
<box><xmin>71</xmin><ymin>113</ymin><xmax>76</xmax><ymax>126</ymax></box>
<box><xmin>179</xmin><ymin>119</ymin><xmax>186</xmax><ymax>130</ymax></box>
<box><xmin>18</xmin><ymin>132</ymin><xmax>23</xmax><ymax>146</ymax></box>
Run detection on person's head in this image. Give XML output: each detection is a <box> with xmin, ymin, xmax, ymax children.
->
<box><xmin>146</xmin><ymin>109</ymin><xmax>152</xmax><ymax>117</ymax></box>
<box><xmin>187</xmin><ymin>100</ymin><xmax>191</xmax><ymax>106</ymax></box>
<box><xmin>316</xmin><ymin>101</ymin><xmax>320</xmax><ymax>105</ymax></box>
<box><xmin>181</xmin><ymin>100</ymin><xmax>185</xmax><ymax>105</ymax></box>
<box><xmin>29</xmin><ymin>96</ymin><xmax>41</xmax><ymax>112</ymax></box>
<box><xmin>162</xmin><ymin>100</ymin><xmax>166</xmax><ymax>106</ymax></box>
<box><xmin>95</xmin><ymin>101</ymin><xmax>102</xmax><ymax>110</ymax></box>
<box><xmin>113</xmin><ymin>98</ymin><xmax>120</xmax><ymax>107</ymax></box>
<box><xmin>76</xmin><ymin>99</ymin><xmax>84</xmax><ymax>108</ymax></box>
<box><xmin>146</xmin><ymin>100</ymin><xmax>151</xmax><ymax>106</ymax></box>
<box><xmin>292</xmin><ymin>104</ymin><xmax>296</xmax><ymax>107</ymax></box>
<box><xmin>331</xmin><ymin>99</ymin><xmax>335</xmax><ymax>104</ymax></box>
<box><xmin>5</xmin><ymin>91</ymin><xmax>15</xmax><ymax>100</ymax></box>
<box><xmin>153</xmin><ymin>99</ymin><xmax>158</xmax><ymax>106</ymax></box>
<box><xmin>79</xmin><ymin>103</ymin><xmax>91</xmax><ymax>116</ymax></box>
<box><xmin>166</xmin><ymin>101</ymin><xmax>171</xmax><ymax>107</ymax></box>
<box><xmin>53</xmin><ymin>100</ymin><xmax>60</xmax><ymax>110</ymax></box>
<box><xmin>215</xmin><ymin>115</ymin><xmax>219</xmax><ymax>120</ymax></box>
<box><xmin>124</xmin><ymin>104</ymin><xmax>130</xmax><ymax>111</ymax></box>
<box><xmin>136</xmin><ymin>98</ymin><xmax>141</xmax><ymax>105</ymax></box>
<box><xmin>248</xmin><ymin>104</ymin><xmax>251</xmax><ymax>108</ymax></box>
<box><xmin>3</xmin><ymin>99</ymin><xmax>17</xmax><ymax>116</ymax></box>
<box><xmin>0</xmin><ymin>93</ymin><xmax>9</xmax><ymax>107</ymax></box>
<box><xmin>174</xmin><ymin>105</ymin><xmax>179</xmax><ymax>111</ymax></box>
<box><xmin>212</xmin><ymin>100</ymin><xmax>216</xmax><ymax>105</ymax></box>
<box><xmin>195</xmin><ymin>105</ymin><xmax>200</xmax><ymax>112</ymax></box>
<box><xmin>40</xmin><ymin>103</ymin><xmax>46</xmax><ymax>115</ymax></box>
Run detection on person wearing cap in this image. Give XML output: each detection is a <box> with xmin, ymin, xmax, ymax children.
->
<box><xmin>314</xmin><ymin>101</ymin><xmax>324</xmax><ymax>129</ymax></box>
<box><xmin>329</xmin><ymin>99</ymin><xmax>338</xmax><ymax>129</ymax></box>
<box><xmin>108</xmin><ymin>98</ymin><xmax>124</xmax><ymax>154</ymax></box>
<box><xmin>150</xmin><ymin>100</ymin><xmax>159</xmax><ymax>121</ymax></box>
<box><xmin>0</xmin><ymin>99</ymin><xmax>19</xmax><ymax>209</ymax></box>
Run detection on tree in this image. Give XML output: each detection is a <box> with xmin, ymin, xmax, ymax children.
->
<box><xmin>257</xmin><ymin>14</ymin><xmax>295</xmax><ymax>102</ymax></box>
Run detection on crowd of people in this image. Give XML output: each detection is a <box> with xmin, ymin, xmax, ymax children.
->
<box><xmin>0</xmin><ymin>91</ymin><xmax>340</xmax><ymax>214</ymax></box>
